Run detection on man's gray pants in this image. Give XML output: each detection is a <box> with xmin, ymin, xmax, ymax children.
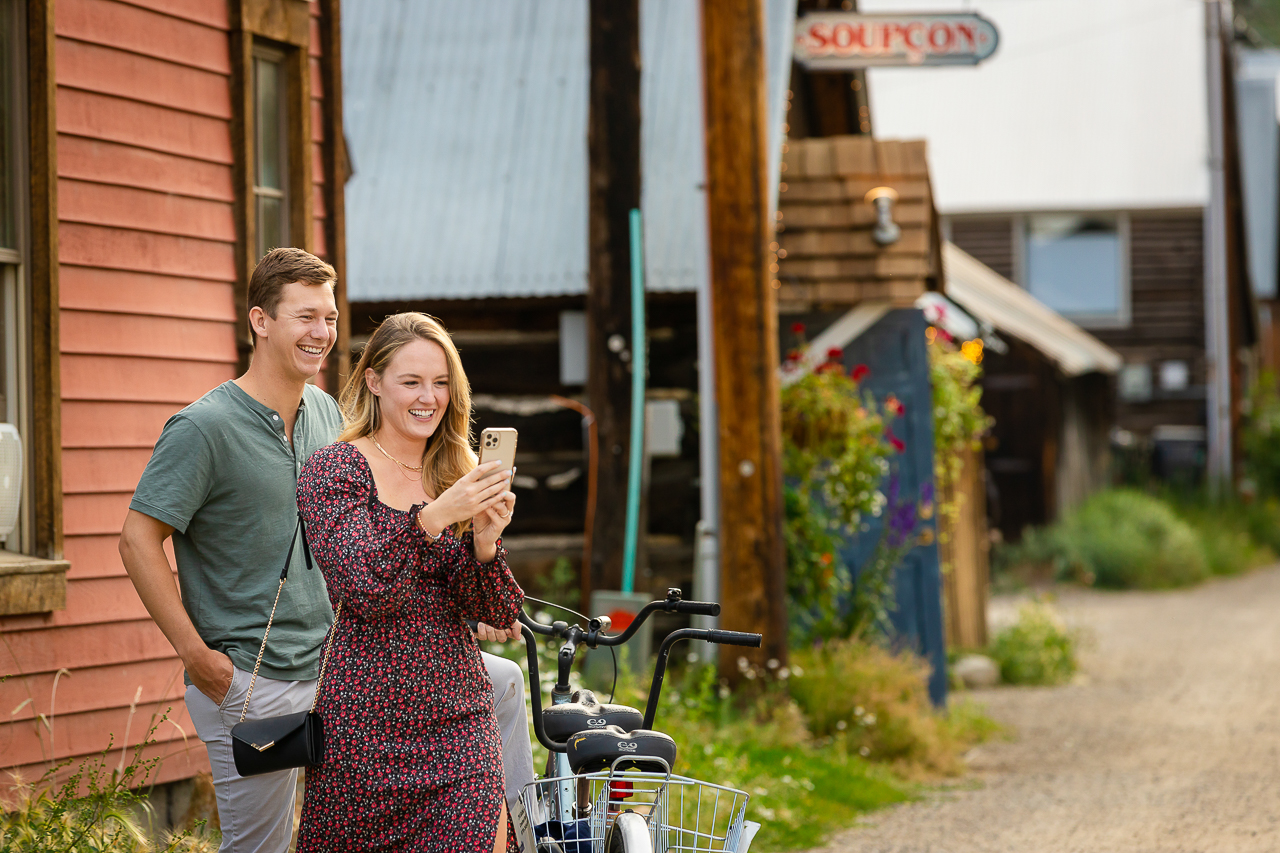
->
<box><xmin>186</xmin><ymin>651</ymin><xmax>534</xmax><ymax>853</ymax></box>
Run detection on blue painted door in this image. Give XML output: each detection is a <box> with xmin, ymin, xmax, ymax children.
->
<box><xmin>837</xmin><ymin>309</ymin><xmax>947</xmax><ymax>705</ymax></box>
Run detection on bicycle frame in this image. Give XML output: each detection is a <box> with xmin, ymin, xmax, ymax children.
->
<box><xmin>514</xmin><ymin>589</ymin><xmax>761</xmax><ymax>829</ymax></box>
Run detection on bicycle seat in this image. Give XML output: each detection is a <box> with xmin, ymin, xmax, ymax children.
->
<box><xmin>566</xmin><ymin>725</ymin><xmax>677</xmax><ymax>774</ymax></box>
<box><xmin>543</xmin><ymin>689</ymin><xmax>645</xmax><ymax>742</ymax></box>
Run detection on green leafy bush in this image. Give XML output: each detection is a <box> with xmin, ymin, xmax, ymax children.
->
<box><xmin>989</xmin><ymin>600</ymin><xmax>1077</xmax><ymax>686</ymax></box>
<box><xmin>997</xmin><ymin>489</ymin><xmax>1209</xmax><ymax>589</ymax></box>
<box><xmin>1065</xmin><ymin>489</ymin><xmax>1207</xmax><ymax>588</ymax></box>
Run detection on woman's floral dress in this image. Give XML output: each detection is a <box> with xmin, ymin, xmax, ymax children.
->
<box><xmin>295</xmin><ymin>442</ymin><xmax>524</xmax><ymax>852</ymax></box>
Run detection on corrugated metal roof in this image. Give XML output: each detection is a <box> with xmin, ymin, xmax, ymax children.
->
<box><xmin>942</xmin><ymin>242</ymin><xmax>1121</xmax><ymax>377</ymax></box>
<box><xmin>343</xmin><ymin>0</ymin><xmax>589</xmax><ymax>301</ymax></box>
<box><xmin>639</xmin><ymin>0</ymin><xmax>706</xmax><ymax>293</ymax></box>
<box><xmin>344</xmin><ymin>0</ymin><xmax>795</xmax><ymax>302</ymax></box>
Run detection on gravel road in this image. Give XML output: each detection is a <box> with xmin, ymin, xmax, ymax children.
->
<box><xmin>808</xmin><ymin>565</ymin><xmax>1280</xmax><ymax>853</ymax></box>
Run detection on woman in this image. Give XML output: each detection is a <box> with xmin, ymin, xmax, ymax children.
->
<box><xmin>295</xmin><ymin>312</ymin><xmax>523</xmax><ymax>852</ymax></box>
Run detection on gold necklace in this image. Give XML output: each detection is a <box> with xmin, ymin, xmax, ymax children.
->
<box><xmin>369</xmin><ymin>434</ymin><xmax>424</xmax><ymax>472</ymax></box>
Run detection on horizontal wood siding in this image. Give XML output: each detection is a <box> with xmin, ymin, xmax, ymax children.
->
<box><xmin>1093</xmin><ymin>213</ymin><xmax>1207</xmax><ymax>434</ymax></box>
<box><xmin>0</xmin><ymin>0</ymin><xmax>245</xmax><ymax>786</ymax></box>
<box><xmin>950</xmin><ymin>212</ymin><xmax>1206</xmax><ymax>435</ymax></box>
<box><xmin>947</xmin><ymin>216</ymin><xmax>1014</xmax><ymax>280</ymax></box>
<box><xmin>2</xmin><ymin>0</ymin><xmax>337</xmax><ymax>789</ymax></box>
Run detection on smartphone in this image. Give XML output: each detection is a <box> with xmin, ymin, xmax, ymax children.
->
<box><xmin>478</xmin><ymin>427</ymin><xmax>518</xmax><ymax>474</ymax></box>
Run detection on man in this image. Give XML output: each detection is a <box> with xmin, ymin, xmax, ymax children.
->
<box><xmin>121</xmin><ymin>248</ymin><xmax>533</xmax><ymax>852</ymax></box>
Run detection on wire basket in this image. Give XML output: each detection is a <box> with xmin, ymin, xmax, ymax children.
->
<box><xmin>518</xmin><ymin>759</ymin><xmax>751</xmax><ymax>853</ymax></box>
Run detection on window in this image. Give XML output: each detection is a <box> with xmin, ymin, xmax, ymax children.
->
<box><xmin>1023</xmin><ymin>214</ymin><xmax>1128</xmax><ymax>327</ymax></box>
<box><xmin>0</xmin><ymin>0</ymin><xmax>29</xmax><ymax>555</ymax></box>
<box><xmin>253</xmin><ymin>46</ymin><xmax>289</xmax><ymax>258</ymax></box>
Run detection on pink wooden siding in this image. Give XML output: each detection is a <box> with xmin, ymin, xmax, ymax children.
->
<box><xmin>1</xmin><ymin>0</ymin><xmax>333</xmax><ymax>789</ymax></box>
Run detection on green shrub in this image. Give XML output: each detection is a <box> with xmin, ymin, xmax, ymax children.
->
<box><xmin>989</xmin><ymin>600</ymin><xmax>1077</xmax><ymax>686</ymax></box>
<box><xmin>788</xmin><ymin>639</ymin><xmax>998</xmax><ymax>777</ymax></box>
<box><xmin>996</xmin><ymin>489</ymin><xmax>1210</xmax><ymax>589</ymax></box>
<box><xmin>1065</xmin><ymin>489</ymin><xmax>1207</xmax><ymax>588</ymax></box>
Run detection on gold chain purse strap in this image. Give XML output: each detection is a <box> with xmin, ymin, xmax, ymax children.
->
<box><xmin>239</xmin><ymin>514</ymin><xmax>341</xmax><ymax>724</ymax></box>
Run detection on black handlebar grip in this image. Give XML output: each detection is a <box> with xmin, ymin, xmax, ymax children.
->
<box><xmin>673</xmin><ymin>601</ymin><xmax>721</xmax><ymax>617</ymax></box>
<box><xmin>705</xmin><ymin>629</ymin><xmax>762</xmax><ymax>648</ymax></box>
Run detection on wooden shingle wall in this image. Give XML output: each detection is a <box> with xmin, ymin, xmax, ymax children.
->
<box><xmin>776</xmin><ymin>137</ymin><xmax>940</xmax><ymax>310</ymax></box>
<box><xmin>0</xmin><ymin>0</ymin><xmax>335</xmax><ymax>790</ymax></box>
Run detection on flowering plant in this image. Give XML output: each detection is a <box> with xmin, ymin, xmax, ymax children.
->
<box><xmin>927</xmin><ymin>330</ymin><xmax>993</xmax><ymax>553</ymax></box>
<box><xmin>781</xmin><ymin>327</ymin><xmax>903</xmax><ymax>641</ymax></box>
<box><xmin>780</xmin><ymin>348</ymin><xmax>896</xmax><ymax>525</ymax></box>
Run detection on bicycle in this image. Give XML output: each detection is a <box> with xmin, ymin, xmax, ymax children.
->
<box><xmin>503</xmin><ymin>587</ymin><xmax>764</xmax><ymax>853</ymax></box>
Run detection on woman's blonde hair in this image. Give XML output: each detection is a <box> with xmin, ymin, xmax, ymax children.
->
<box><xmin>338</xmin><ymin>312</ymin><xmax>477</xmax><ymax>533</ymax></box>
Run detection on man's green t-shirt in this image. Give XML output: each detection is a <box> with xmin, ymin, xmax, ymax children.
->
<box><xmin>130</xmin><ymin>381</ymin><xmax>343</xmax><ymax>682</ymax></box>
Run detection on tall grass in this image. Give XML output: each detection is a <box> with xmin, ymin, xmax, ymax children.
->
<box><xmin>0</xmin><ymin>716</ymin><xmax>218</xmax><ymax>852</ymax></box>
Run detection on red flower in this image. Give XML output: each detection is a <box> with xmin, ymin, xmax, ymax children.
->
<box><xmin>785</xmin><ymin>350</ymin><xmax>801</xmax><ymax>363</ymax></box>
<box><xmin>851</xmin><ymin>364</ymin><xmax>870</xmax><ymax>382</ymax></box>
<box><xmin>885</xmin><ymin>394</ymin><xmax>906</xmax><ymax>417</ymax></box>
<box><xmin>936</xmin><ymin>328</ymin><xmax>954</xmax><ymax>343</ymax></box>
<box><xmin>826</xmin><ymin>347</ymin><xmax>843</xmax><ymax>361</ymax></box>
<box><xmin>790</xmin><ymin>321</ymin><xmax>806</xmax><ymax>335</ymax></box>
<box><xmin>886</xmin><ymin>429</ymin><xmax>905</xmax><ymax>453</ymax></box>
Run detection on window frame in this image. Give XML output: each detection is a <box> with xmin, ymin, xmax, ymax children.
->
<box><xmin>1015</xmin><ymin>211</ymin><xmax>1132</xmax><ymax>329</ymax></box>
<box><xmin>251</xmin><ymin>43</ymin><xmax>290</xmax><ymax>259</ymax></box>
<box><xmin>231</xmin><ymin>1</ymin><xmax>315</xmax><ymax>373</ymax></box>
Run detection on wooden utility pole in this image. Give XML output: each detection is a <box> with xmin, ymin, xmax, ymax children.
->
<box><xmin>585</xmin><ymin>0</ymin><xmax>642</xmax><ymax>598</ymax></box>
<box><xmin>702</xmin><ymin>0</ymin><xmax>789</xmax><ymax>672</ymax></box>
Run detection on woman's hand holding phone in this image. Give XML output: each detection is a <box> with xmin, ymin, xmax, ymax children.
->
<box><xmin>417</xmin><ymin>461</ymin><xmax>512</xmax><ymax>547</ymax></box>
<box><xmin>471</xmin><ymin>473</ymin><xmax>516</xmax><ymax>562</ymax></box>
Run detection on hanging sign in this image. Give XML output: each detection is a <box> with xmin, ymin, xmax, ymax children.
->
<box><xmin>794</xmin><ymin>12</ymin><xmax>999</xmax><ymax>68</ymax></box>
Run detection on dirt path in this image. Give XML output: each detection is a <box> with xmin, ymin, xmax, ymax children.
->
<box><xmin>809</xmin><ymin>565</ymin><xmax>1280</xmax><ymax>853</ymax></box>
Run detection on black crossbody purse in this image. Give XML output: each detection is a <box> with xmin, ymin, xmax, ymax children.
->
<box><xmin>230</xmin><ymin>513</ymin><xmax>343</xmax><ymax>777</ymax></box>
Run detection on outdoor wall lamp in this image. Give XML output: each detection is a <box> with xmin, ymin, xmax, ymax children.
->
<box><xmin>865</xmin><ymin>186</ymin><xmax>901</xmax><ymax>246</ymax></box>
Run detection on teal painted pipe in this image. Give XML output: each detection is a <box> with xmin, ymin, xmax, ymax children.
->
<box><xmin>621</xmin><ymin>209</ymin><xmax>646</xmax><ymax>594</ymax></box>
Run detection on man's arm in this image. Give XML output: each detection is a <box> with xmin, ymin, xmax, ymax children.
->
<box><xmin>119</xmin><ymin>509</ymin><xmax>233</xmax><ymax>704</ymax></box>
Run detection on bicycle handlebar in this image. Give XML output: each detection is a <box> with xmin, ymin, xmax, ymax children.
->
<box><xmin>701</xmin><ymin>629</ymin><xmax>760</xmax><ymax>647</ymax></box>
<box><xmin>672</xmin><ymin>600</ymin><xmax>721</xmax><ymax>617</ymax></box>
<box><xmin>469</xmin><ymin>588</ymin><xmax>764</xmax><ymax>749</ymax></box>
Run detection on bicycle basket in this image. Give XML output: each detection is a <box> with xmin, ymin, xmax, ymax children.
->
<box><xmin>517</xmin><ymin>759</ymin><xmax>750</xmax><ymax>853</ymax></box>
